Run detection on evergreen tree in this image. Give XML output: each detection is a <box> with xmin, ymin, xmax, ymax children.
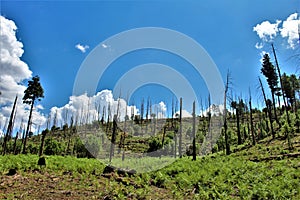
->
<box><xmin>261</xmin><ymin>53</ymin><xmax>279</xmax><ymax>124</ymax></box>
<box><xmin>22</xmin><ymin>76</ymin><xmax>44</xmax><ymax>154</ymax></box>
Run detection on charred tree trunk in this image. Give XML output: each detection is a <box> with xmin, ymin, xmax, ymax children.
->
<box><xmin>236</xmin><ymin>104</ymin><xmax>241</xmax><ymax>145</ymax></box>
<box><xmin>224</xmin><ymin>72</ymin><xmax>230</xmax><ymax>155</ymax></box>
<box><xmin>192</xmin><ymin>101</ymin><xmax>196</xmax><ymax>161</ymax></box>
<box><xmin>272</xmin><ymin>44</ymin><xmax>293</xmax><ymax>149</ymax></box>
<box><xmin>249</xmin><ymin>89</ymin><xmax>255</xmax><ymax>145</ymax></box>
<box><xmin>174</xmin><ymin>128</ymin><xmax>177</xmax><ymax>158</ymax></box>
<box><xmin>13</xmin><ymin>132</ymin><xmax>18</xmax><ymax>155</ymax></box>
<box><xmin>271</xmin><ymin>91</ymin><xmax>279</xmax><ymax>125</ymax></box>
<box><xmin>2</xmin><ymin>96</ymin><xmax>18</xmax><ymax>155</ymax></box>
<box><xmin>109</xmin><ymin>115</ymin><xmax>117</xmax><ymax>163</ymax></box>
<box><xmin>122</xmin><ymin>101</ymin><xmax>128</xmax><ymax>161</ymax></box>
<box><xmin>106</xmin><ymin>104</ymin><xmax>111</xmax><ymax>136</ymax></box>
<box><xmin>162</xmin><ymin>126</ymin><xmax>166</xmax><ymax>148</ymax></box>
<box><xmin>23</xmin><ymin>99</ymin><xmax>34</xmax><ymax>154</ymax></box>
<box><xmin>179</xmin><ymin>98</ymin><xmax>183</xmax><ymax>158</ymax></box>
<box><xmin>259</xmin><ymin>77</ymin><xmax>275</xmax><ymax>138</ymax></box>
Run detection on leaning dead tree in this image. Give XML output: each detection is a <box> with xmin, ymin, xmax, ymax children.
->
<box><xmin>272</xmin><ymin>44</ymin><xmax>291</xmax><ymax>126</ymax></box>
<box><xmin>259</xmin><ymin>77</ymin><xmax>275</xmax><ymax>138</ymax></box>
<box><xmin>272</xmin><ymin>44</ymin><xmax>293</xmax><ymax>149</ymax></box>
<box><xmin>2</xmin><ymin>95</ymin><xmax>18</xmax><ymax>155</ymax></box>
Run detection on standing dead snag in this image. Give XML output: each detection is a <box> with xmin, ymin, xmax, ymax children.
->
<box><xmin>109</xmin><ymin>114</ymin><xmax>117</xmax><ymax>163</ymax></box>
<box><xmin>2</xmin><ymin>95</ymin><xmax>18</xmax><ymax>155</ymax></box>
<box><xmin>249</xmin><ymin>88</ymin><xmax>255</xmax><ymax>146</ymax></box>
<box><xmin>230</xmin><ymin>98</ymin><xmax>243</xmax><ymax>145</ymax></box>
<box><xmin>145</xmin><ymin>97</ymin><xmax>149</xmax><ymax>135</ymax></box>
<box><xmin>106</xmin><ymin>103</ymin><xmax>111</xmax><ymax>136</ymax></box>
<box><xmin>272</xmin><ymin>44</ymin><xmax>293</xmax><ymax>149</ymax></box>
<box><xmin>140</xmin><ymin>98</ymin><xmax>144</xmax><ymax>134</ymax></box>
<box><xmin>208</xmin><ymin>94</ymin><xmax>212</xmax><ymax>150</ymax></box>
<box><xmin>162</xmin><ymin>126</ymin><xmax>166</xmax><ymax>149</ymax></box>
<box><xmin>224</xmin><ymin>71</ymin><xmax>230</xmax><ymax>155</ymax></box>
<box><xmin>259</xmin><ymin>77</ymin><xmax>275</xmax><ymax>138</ymax></box>
<box><xmin>179</xmin><ymin>98</ymin><xmax>183</xmax><ymax>158</ymax></box>
<box><xmin>192</xmin><ymin>101</ymin><xmax>196</xmax><ymax>161</ymax></box>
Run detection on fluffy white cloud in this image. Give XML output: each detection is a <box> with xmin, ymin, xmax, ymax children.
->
<box><xmin>0</xmin><ymin>16</ymin><xmax>32</xmax><ymax>105</ymax></box>
<box><xmin>200</xmin><ymin>104</ymin><xmax>224</xmax><ymax>117</ymax></box>
<box><xmin>280</xmin><ymin>13</ymin><xmax>300</xmax><ymax>49</ymax></box>
<box><xmin>0</xmin><ymin>16</ymin><xmax>46</xmax><ymax>135</ymax></box>
<box><xmin>49</xmin><ymin>90</ymin><xmax>138</xmax><ymax>127</ymax></box>
<box><xmin>174</xmin><ymin>110</ymin><xmax>192</xmax><ymax>118</ymax></box>
<box><xmin>253</xmin><ymin>13</ymin><xmax>300</xmax><ymax>49</ymax></box>
<box><xmin>75</xmin><ymin>43</ymin><xmax>89</xmax><ymax>53</ymax></box>
<box><xmin>253</xmin><ymin>20</ymin><xmax>281</xmax><ymax>42</ymax></box>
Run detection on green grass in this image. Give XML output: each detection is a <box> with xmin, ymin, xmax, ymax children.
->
<box><xmin>0</xmin><ymin>154</ymin><xmax>105</xmax><ymax>175</ymax></box>
<box><xmin>1</xmin><ymin>134</ymin><xmax>300</xmax><ymax>199</ymax></box>
<box><xmin>108</xmin><ymin>156</ymin><xmax>176</xmax><ymax>173</ymax></box>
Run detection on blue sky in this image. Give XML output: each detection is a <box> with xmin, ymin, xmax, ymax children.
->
<box><xmin>0</xmin><ymin>0</ymin><xmax>299</xmax><ymax>130</ymax></box>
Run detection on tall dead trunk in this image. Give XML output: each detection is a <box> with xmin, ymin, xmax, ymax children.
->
<box><xmin>106</xmin><ymin>104</ymin><xmax>111</xmax><ymax>135</ymax></box>
<box><xmin>22</xmin><ymin>100</ymin><xmax>34</xmax><ymax>154</ymax></box>
<box><xmin>2</xmin><ymin>96</ymin><xmax>18</xmax><ymax>155</ymax></box>
<box><xmin>271</xmin><ymin>91</ymin><xmax>279</xmax><ymax>125</ymax></box>
<box><xmin>249</xmin><ymin>89</ymin><xmax>256</xmax><ymax>145</ymax></box>
<box><xmin>13</xmin><ymin>132</ymin><xmax>18</xmax><ymax>155</ymax></box>
<box><xmin>179</xmin><ymin>98</ymin><xmax>183</xmax><ymax>158</ymax></box>
<box><xmin>259</xmin><ymin>77</ymin><xmax>275</xmax><ymax>138</ymax></box>
<box><xmin>171</xmin><ymin>97</ymin><xmax>174</xmax><ymax>128</ymax></box>
<box><xmin>192</xmin><ymin>101</ymin><xmax>196</xmax><ymax>161</ymax></box>
<box><xmin>272</xmin><ymin>44</ymin><xmax>292</xmax><ymax>149</ymax></box>
<box><xmin>208</xmin><ymin>94</ymin><xmax>213</xmax><ymax>151</ymax></box>
<box><xmin>121</xmin><ymin>100</ymin><xmax>128</xmax><ymax>161</ymax></box>
<box><xmin>109</xmin><ymin>114</ymin><xmax>117</xmax><ymax>163</ymax></box>
<box><xmin>162</xmin><ymin>126</ymin><xmax>166</xmax><ymax>148</ymax></box>
<box><xmin>145</xmin><ymin>97</ymin><xmax>149</xmax><ymax>135</ymax></box>
<box><xmin>140</xmin><ymin>98</ymin><xmax>144</xmax><ymax>127</ymax></box>
<box><xmin>236</xmin><ymin>103</ymin><xmax>241</xmax><ymax>145</ymax></box>
<box><xmin>224</xmin><ymin>72</ymin><xmax>230</xmax><ymax>155</ymax></box>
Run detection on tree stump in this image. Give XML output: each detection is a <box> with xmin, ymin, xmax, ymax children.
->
<box><xmin>37</xmin><ymin>156</ymin><xmax>46</xmax><ymax>167</ymax></box>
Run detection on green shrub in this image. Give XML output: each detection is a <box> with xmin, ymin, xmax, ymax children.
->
<box><xmin>148</xmin><ymin>137</ymin><xmax>162</xmax><ymax>152</ymax></box>
<box><xmin>44</xmin><ymin>138</ymin><xmax>64</xmax><ymax>155</ymax></box>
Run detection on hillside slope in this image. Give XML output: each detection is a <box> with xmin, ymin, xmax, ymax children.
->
<box><xmin>0</xmin><ymin>133</ymin><xmax>299</xmax><ymax>199</ymax></box>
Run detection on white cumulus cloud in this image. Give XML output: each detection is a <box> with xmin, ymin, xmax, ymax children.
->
<box><xmin>151</xmin><ymin>101</ymin><xmax>167</xmax><ymax>119</ymax></box>
<box><xmin>0</xmin><ymin>16</ymin><xmax>46</xmax><ymax>135</ymax></box>
<box><xmin>49</xmin><ymin>90</ymin><xmax>138</xmax><ymax>127</ymax></box>
<box><xmin>174</xmin><ymin>110</ymin><xmax>192</xmax><ymax>118</ymax></box>
<box><xmin>0</xmin><ymin>16</ymin><xmax>32</xmax><ymax>105</ymax></box>
<box><xmin>200</xmin><ymin>104</ymin><xmax>224</xmax><ymax>117</ymax></box>
<box><xmin>253</xmin><ymin>13</ymin><xmax>300</xmax><ymax>49</ymax></box>
<box><xmin>253</xmin><ymin>20</ymin><xmax>281</xmax><ymax>43</ymax></box>
<box><xmin>280</xmin><ymin>13</ymin><xmax>300</xmax><ymax>49</ymax></box>
<box><xmin>75</xmin><ymin>43</ymin><xmax>89</xmax><ymax>53</ymax></box>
